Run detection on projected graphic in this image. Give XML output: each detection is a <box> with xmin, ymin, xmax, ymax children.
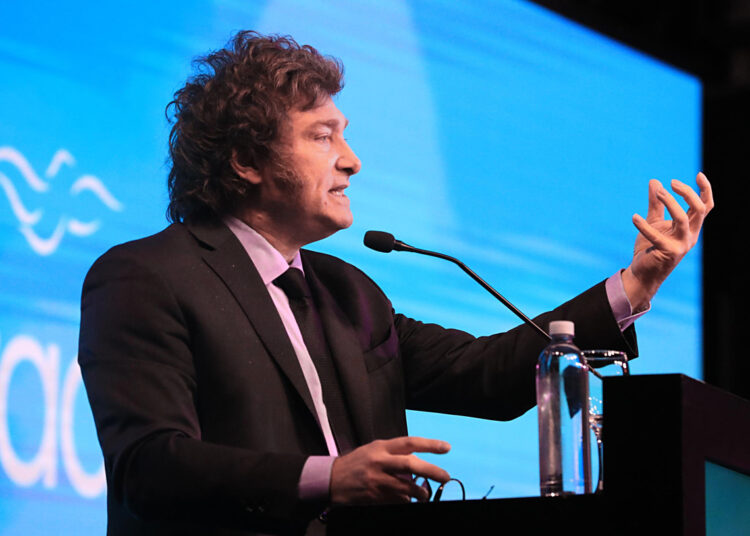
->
<box><xmin>0</xmin><ymin>147</ymin><xmax>123</xmax><ymax>256</ymax></box>
<box><xmin>0</xmin><ymin>0</ymin><xmax>701</xmax><ymax>534</ymax></box>
<box><xmin>0</xmin><ymin>336</ymin><xmax>105</xmax><ymax>496</ymax></box>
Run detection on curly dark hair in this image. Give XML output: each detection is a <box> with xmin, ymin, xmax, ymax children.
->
<box><xmin>166</xmin><ymin>31</ymin><xmax>344</xmax><ymax>222</ymax></box>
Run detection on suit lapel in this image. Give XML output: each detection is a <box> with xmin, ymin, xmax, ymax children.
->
<box><xmin>185</xmin><ymin>221</ymin><xmax>319</xmax><ymax>424</ymax></box>
<box><xmin>302</xmin><ymin>252</ymin><xmax>375</xmax><ymax>446</ymax></box>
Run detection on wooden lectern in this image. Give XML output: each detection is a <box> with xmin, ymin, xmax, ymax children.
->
<box><xmin>326</xmin><ymin>374</ymin><xmax>750</xmax><ymax>536</ymax></box>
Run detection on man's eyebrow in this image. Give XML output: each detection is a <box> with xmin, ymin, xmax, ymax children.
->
<box><xmin>306</xmin><ymin>118</ymin><xmax>349</xmax><ymax>130</ymax></box>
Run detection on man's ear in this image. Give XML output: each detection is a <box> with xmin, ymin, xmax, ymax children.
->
<box><xmin>231</xmin><ymin>151</ymin><xmax>263</xmax><ymax>185</ymax></box>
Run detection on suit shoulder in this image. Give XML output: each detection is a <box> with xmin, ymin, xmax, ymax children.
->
<box><xmin>84</xmin><ymin>224</ymin><xmax>197</xmax><ymax>284</ymax></box>
<box><xmin>97</xmin><ymin>224</ymin><xmax>190</xmax><ymax>259</ymax></box>
<box><xmin>95</xmin><ymin>223</ymin><xmax>195</xmax><ymax>264</ymax></box>
<box><xmin>301</xmin><ymin>249</ymin><xmax>390</xmax><ymax>302</ymax></box>
<box><xmin>301</xmin><ymin>248</ymin><xmax>359</xmax><ymax>273</ymax></box>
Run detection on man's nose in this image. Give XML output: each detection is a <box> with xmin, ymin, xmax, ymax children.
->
<box><xmin>338</xmin><ymin>140</ymin><xmax>362</xmax><ymax>176</ymax></box>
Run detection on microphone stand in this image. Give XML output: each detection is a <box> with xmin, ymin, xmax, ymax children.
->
<box><xmin>366</xmin><ymin>231</ymin><xmax>550</xmax><ymax>342</ymax></box>
<box><xmin>399</xmin><ymin>242</ymin><xmax>550</xmax><ymax>342</ymax></box>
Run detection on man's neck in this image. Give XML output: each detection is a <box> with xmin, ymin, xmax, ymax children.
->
<box><xmin>234</xmin><ymin>212</ymin><xmax>301</xmax><ymax>263</ymax></box>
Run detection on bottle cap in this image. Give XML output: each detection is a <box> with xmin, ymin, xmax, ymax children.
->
<box><xmin>549</xmin><ymin>320</ymin><xmax>574</xmax><ymax>336</ymax></box>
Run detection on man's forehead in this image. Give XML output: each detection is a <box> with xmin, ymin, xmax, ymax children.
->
<box><xmin>288</xmin><ymin>98</ymin><xmax>348</xmax><ymax>129</ymax></box>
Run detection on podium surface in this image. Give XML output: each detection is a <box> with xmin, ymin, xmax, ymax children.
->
<box><xmin>327</xmin><ymin>374</ymin><xmax>750</xmax><ymax>535</ymax></box>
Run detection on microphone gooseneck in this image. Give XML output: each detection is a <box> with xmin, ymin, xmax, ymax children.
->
<box><xmin>363</xmin><ymin>230</ymin><xmax>551</xmax><ymax>342</ymax></box>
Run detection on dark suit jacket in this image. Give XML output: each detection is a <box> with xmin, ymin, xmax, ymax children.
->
<box><xmin>78</xmin><ymin>220</ymin><xmax>637</xmax><ymax>535</ymax></box>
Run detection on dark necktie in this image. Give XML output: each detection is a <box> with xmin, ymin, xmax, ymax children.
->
<box><xmin>273</xmin><ymin>268</ymin><xmax>356</xmax><ymax>454</ymax></box>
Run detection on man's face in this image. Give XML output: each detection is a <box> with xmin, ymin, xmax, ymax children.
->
<box><xmin>261</xmin><ymin>97</ymin><xmax>361</xmax><ymax>246</ymax></box>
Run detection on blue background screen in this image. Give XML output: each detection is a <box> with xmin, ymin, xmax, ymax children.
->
<box><xmin>0</xmin><ymin>0</ymin><xmax>701</xmax><ymax>532</ymax></box>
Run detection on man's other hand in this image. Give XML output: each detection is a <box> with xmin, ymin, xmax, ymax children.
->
<box><xmin>623</xmin><ymin>172</ymin><xmax>714</xmax><ymax>312</ymax></box>
<box><xmin>330</xmin><ymin>436</ymin><xmax>451</xmax><ymax>504</ymax></box>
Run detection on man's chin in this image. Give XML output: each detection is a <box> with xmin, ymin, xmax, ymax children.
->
<box><xmin>326</xmin><ymin>209</ymin><xmax>353</xmax><ymax>232</ymax></box>
<box><xmin>340</xmin><ymin>215</ymin><xmax>354</xmax><ymax>230</ymax></box>
<box><xmin>326</xmin><ymin>218</ymin><xmax>354</xmax><ymax>236</ymax></box>
<box><xmin>297</xmin><ymin>217</ymin><xmax>351</xmax><ymax>246</ymax></box>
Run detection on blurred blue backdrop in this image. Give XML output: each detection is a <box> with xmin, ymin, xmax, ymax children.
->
<box><xmin>0</xmin><ymin>0</ymin><xmax>701</xmax><ymax>532</ymax></box>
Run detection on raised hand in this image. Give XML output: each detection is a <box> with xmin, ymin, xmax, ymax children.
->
<box><xmin>330</xmin><ymin>436</ymin><xmax>451</xmax><ymax>504</ymax></box>
<box><xmin>622</xmin><ymin>172</ymin><xmax>714</xmax><ymax>311</ymax></box>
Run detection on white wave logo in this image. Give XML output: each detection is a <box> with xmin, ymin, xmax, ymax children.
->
<box><xmin>0</xmin><ymin>146</ymin><xmax>123</xmax><ymax>255</ymax></box>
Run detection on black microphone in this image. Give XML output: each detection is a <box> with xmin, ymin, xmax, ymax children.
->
<box><xmin>363</xmin><ymin>230</ymin><xmax>550</xmax><ymax>342</ymax></box>
<box><xmin>363</xmin><ymin>231</ymin><xmax>417</xmax><ymax>253</ymax></box>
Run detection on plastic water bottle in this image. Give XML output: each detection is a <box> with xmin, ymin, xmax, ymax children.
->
<box><xmin>537</xmin><ymin>320</ymin><xmax>592</xmax><ymax>496</ymax></box>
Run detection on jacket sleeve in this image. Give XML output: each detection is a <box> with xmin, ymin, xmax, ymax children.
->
<box><xmin>396</xmin><ymin>280</ymin><xmax>638</xmax><ymax>421</ymax></box>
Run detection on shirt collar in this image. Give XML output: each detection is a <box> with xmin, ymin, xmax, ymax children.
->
<box><xmin>223</xmin><ymin>216</ymin><xmax>304</xmax><ymax>286</ymax></box>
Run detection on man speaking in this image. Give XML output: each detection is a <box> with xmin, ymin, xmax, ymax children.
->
<box><xmin>78</xmin><ymin>31</ymin><xmax>712</xmax><ymax>535</ymax></box>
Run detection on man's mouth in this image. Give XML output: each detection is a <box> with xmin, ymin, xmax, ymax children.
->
<box><xmin>329</xmin><ymin>185</ymin><xmax>348</xmax><ymax>197</ymax></box>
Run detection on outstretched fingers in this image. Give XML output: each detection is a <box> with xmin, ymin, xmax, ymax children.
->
<box><xmin>632</xmin><ymin>213</ymin><xmax>671</xmax><ymax>251</ymax></box>
<box><xmin>645</xmin><ymin>179</ymin><xmax>665</xmax><ymax>223</ymax></box>
<box><xmin>637</xmin><ymin>174</ymin><xmax>714</xmax><ymax>248</ymax></box>
<box><xmin>624</xmin><ymin>172</ymin><xmax>713</xmax><ymax>309</ymax></box>
<box><xmin>383</xmin><ymin>436</ymin><xmax>451</xmax><ymax>456</ymax></box>
<box><xmin>381</xmin><ymin>437</ymin><xmax>451</xmax><ymax>483</ymax></box>
<box><xmin>330</xmin><ymin>436</ymin><xmax>451</xmax><ymax>505</ymax></box>
<box><xmin>655</xmin><ymin>184</ymin><xmax>689</xmax><ymax>239</ymax></box>
<box><xmin>387</xmin><ymin>454</ymin><xmax>451</xmax><ymax>484</ymax></box>
<box><xmin>697</xmin><ymin>172</ymin><xmax>715</xmax><ymax>210</ymax></box>
<box><xmin>678</xmin><ymin>172</ymin><xmax>714</xmax><ymax>236</ymax></box>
